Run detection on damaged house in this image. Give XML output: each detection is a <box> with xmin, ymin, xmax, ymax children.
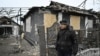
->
<box><xmin>0</xmin><ymin>16</ymin><xmax>19</xmax><ymax>37</ymax></box>
<box><xmin>22</xmin><ymin>1</ymin><xmax>100</xmax><ymax>56</ymax></box>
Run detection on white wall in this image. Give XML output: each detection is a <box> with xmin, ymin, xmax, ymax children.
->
<box><xmin>26</xmin><ymin>16</ymin><xmax>31</xmax><ymax>32</ymax></box>
<box><xmin>85</xmin><ymin>17</ymin><xmax>93</xmax><ymax>29</ymax></box>
<box><xmin>58</xmin><ymin>12</ymin><xmax>62</xmax><ymax>23</ymax></box>
<box><xmin>85</xmin><ymin>17</ymin><xmax>93</xmax><ymax>38</ymax></box>
<box><xmin>13</xmin><ymin>26</ymin><xmax>19</xmax><ymax>36</ymax></box>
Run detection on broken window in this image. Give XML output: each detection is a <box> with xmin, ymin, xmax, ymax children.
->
<box><xmin>0</xmin><ymin>27</ymin><xmax>12</xmax><ymax>36</ymax></box>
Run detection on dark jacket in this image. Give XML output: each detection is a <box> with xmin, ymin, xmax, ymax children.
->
<box><xmin>56</xmin><ymin>26</ymin><xmax>78</xmax><ymax>55</ymax></box>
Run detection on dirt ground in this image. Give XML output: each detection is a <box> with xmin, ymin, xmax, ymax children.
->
<box><xmin>0</xmin><ymin>36</ymin><xmax>36</xmax><ymax>56</ymax></box>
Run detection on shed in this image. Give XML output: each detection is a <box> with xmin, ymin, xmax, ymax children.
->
<box><xmin>0</xmin><ymin>16</ymin><xmax>20</xmax><ymax>37</ymax></box>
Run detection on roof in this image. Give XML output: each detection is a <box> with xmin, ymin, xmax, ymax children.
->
<box><xmin>22</xmin><ymin>7</ymin><xmax>43</xmax><ymax>20</ymax></box>
<box><xmin>0</xmin><ymin>25</ymin><xmax>13</xmax><ymax>27</ymax></box>
<box><xmin>0</xmin><ymin>16</ymin><xmax>20</xmax><ymax>26</ymax></box>
<box><xmin>22</xmin><ymin>1</ymin><xmax>100</xmax><ymax>21</ymax></box>
<box><xmin>49</xmin><ymin>1</ymin><xmax>99</xmax><ymax>15</ymax></box>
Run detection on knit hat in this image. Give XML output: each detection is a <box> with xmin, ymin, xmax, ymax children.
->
<box><xmin>60</xmin><ymin>20</ymin><xmax>68</xmax><ymax>25</ymax></box>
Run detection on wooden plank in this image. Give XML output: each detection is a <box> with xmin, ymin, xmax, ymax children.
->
<box><xmin>0</xmin><ymin>25</ymin><xmax>13</xmax><ymax>27</ymax></box>
<box><xmin>70</xmin><ymin>15</ymin><xmax>80</xmax><ymax>30</ymax></box>
<box><xmin>44</xmin><ymin>13</ymin><xmax>57</xmax><ymax>28</ymax></box>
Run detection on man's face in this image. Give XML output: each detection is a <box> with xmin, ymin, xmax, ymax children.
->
<box><xmin>60</xmin><ymin>24</ymin><xmax>67</xmax><ymax>29</ymax></box>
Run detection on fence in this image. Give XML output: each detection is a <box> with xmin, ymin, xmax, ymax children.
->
<box><xmin>76</xmin><ymin>48</ymin><xmax>100</xmax><ymax>56</ymax></box>
<box><xmin>76</xmin><ymin>29</ymin><xmax>100</xmax><ymax>49</ymax></box>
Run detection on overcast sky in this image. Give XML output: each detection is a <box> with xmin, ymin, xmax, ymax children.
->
<box><xmin>0</xmin><ymin>0</ymin><xmax>99</xmax><ymax>11</ymax></box>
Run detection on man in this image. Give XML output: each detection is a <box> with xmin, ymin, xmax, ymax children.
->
<box><xmin>56</xmin><ymin>20</ymin><xmax>78</xmax><ymax>56</ymax></box>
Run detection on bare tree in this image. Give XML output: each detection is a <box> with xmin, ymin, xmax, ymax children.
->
<box><xmin>0</xmin><ymin>8</ymin><xmax>15</xmax><ymax>17</ymax></box>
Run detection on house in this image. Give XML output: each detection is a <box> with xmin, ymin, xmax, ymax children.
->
<box><xmin>22</xmin><ymin>1</ymin><xmax>100</xmax><ymax>56</ymax></box>
<box><xmin>0</xmin><ymin>16</ymin><xmax>20</xmax><ymax>37</ymax></box>
<box><xmin>22</xmin><ymin>1</ymin><xmax>100</xmax><ymax>44</ymax></box>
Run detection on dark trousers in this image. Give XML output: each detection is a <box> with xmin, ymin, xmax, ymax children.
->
<box><xmin>57</xmin><ymin>50</ymin><xmax>72</xmax><ymax>56</ymax></box>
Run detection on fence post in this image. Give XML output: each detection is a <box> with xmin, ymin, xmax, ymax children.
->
<box><xmin>38</xmin><ymin>26</ymin><xmax>46</xmax><ymax>56</ymax></box>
